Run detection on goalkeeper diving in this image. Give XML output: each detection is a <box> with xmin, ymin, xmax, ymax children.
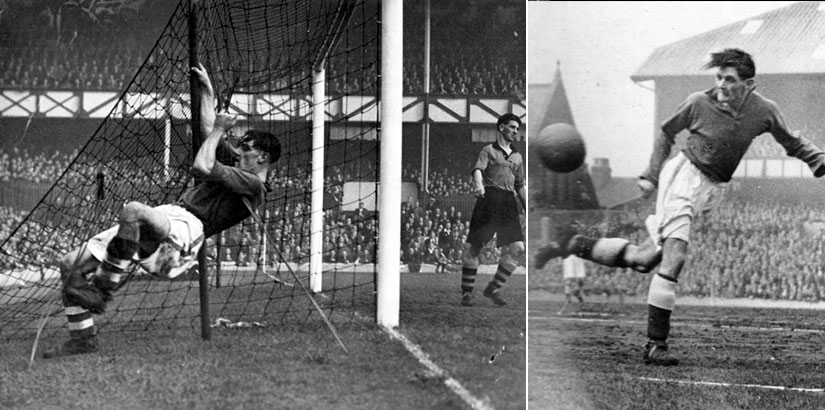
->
<box><xmin>43</xmin><ymin>65</ymin><xmax>281</xmax><ymax>358</ymax></box>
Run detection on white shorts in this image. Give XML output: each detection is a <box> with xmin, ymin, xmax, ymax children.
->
<box><xmin>647</xmin><ymin>152</ymin><xmax>727</xmax><ymax>246</ymax></box>
<box><xmin>562</xmin><ymin>255</ymin><xmax>586</xmax><ymax>279</ymax></box>
<box><xmin>87</xmin><ymin>204</ymin><xmax>205</xmax><ymax>279</ymax></box>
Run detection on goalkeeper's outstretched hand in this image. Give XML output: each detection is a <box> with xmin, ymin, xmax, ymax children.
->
<box><xmin>191</xmin><ymin>63</ymin><xmax>215</xmax><ymax>100</ymax></box>
<box><xmin>214</xmin><ymin>113</ymin><xmax>238</xmax><ymax>133</ymax></box>
<box><xmin>191</xmin><ymin>64</ymin><xmax>217</xmax><ymax>135</ymax></box>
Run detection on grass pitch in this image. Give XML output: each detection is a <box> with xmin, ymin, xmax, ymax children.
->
<box><xmin>529</xmin><ymin>291</ymin><xmax>825</xmax><ymax>410</ymax></box>
<box><xmin>0</xmin><ymin>271</ymin><xmax>525</xmax><ymax>410</ymax></box>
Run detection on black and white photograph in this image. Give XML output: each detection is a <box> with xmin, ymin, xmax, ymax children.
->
<box><xmin>0</xmin><ymin>1</ymin><xmax>525</xmax><ymax>409</ymax></box>
<box><xmin>13</xmin><ymin>0</ymin><xmax>825</xmax><ymax>408</ymax></box>
<box><xmin>528</xmin><ymin>1</ymin><xmax>825</xmax><ymax>409</ymax></box>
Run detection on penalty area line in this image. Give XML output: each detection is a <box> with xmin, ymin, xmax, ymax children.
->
<box><xmin>638</xmin><ymin>376</ymin><xmax>825</xmax><ymax>393</ymax></box>
<box><xmin>383</xmin><ymin>327</ymin><xmax>494</xmax><ymax>410</ymax></box>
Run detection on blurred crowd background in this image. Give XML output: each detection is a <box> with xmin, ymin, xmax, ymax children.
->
<box><xmin>533</xmin><ymin>196</ymin><xmax>825</xmax><ymax>303</ymax></box>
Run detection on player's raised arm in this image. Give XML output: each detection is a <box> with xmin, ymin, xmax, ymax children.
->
<box><xmin>765</xmin><ymin>103</ymin><xmax>825</xmax><ymax>177</ymax></box>
<box><xmin>191</xmin><ymin>64</ymin><xmax>217</xmax><ymax>136</ymax></box>
<box><xmin>192</xmin><ymin>113</ymin><xmax>238</xmax><ymax>176</ymax></box>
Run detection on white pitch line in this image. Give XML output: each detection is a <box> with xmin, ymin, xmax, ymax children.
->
<box><xmin>639</xmin><ymin>376</ymin><xmax>825</xmax><ymax>393</ymax></box>
<box><xmin>530</xmin><ymin>314</ymin><xmax>825</xmax><ymax>334</ymax></box>
<box><xmin>383</xmin><ymin>326</ymin><xmax>494</xmax><ymax>410</ymax></box>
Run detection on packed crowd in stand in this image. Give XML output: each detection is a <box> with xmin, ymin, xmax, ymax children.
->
<box><xmin>402</xmin><ymin>48</ymin><xmax>524</xmax><ymax>97</ymax></box>
<box><xmin>1</xmin><ymin>20</ymin><xmax>524</xmax><ymax>98</ymax></box>
<box><xmin>0</xmin><ymin>0</ymin><xmax>526</xmax><ymax>97</ymax></box>
<box><xmin>540</xmin><ymin>198</ymin><xmax>825</xmax><ymax>303</ymax></box>
<box><xmin>0</xmin><ymin>148</ymin><xmax>78</xmax><ymax>183</ymax></box>
<box><xmin>0</xmin><ymin>38</ymin><xmax>144</xmax><ymax>91</ymax></box>
<box><xmin>0</xmin><ymin>147</ymin><xmax>497</xmax><ymax>276</ymax></box>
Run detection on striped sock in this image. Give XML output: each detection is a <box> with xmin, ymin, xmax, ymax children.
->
<box><xmin>93</xmin><ymin>258</ymin><xmax>130</xmax><ymax>291</ymax></box>
<box><xmin>488</xmin><ymin>264</ymin><xmax>513</xmax><ymax>290</ymax></box>
<box><xmin>65</xmin><ymin>305</ymin><xmax>96</xmax><ymax>339</ymax></box>
<box><xmin>93</xmin><ymin>236</ymin><xmax>138</xmax><ymax>290</ymax></box>
<box><xmin>461</xmin><ymin>267</ymin><xmax>477</xmax><ymax>293</ymax></box>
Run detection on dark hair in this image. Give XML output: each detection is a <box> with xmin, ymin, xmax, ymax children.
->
<box><xmin>243</xmin><ymin>130</ymin><xmax>281</xmax><ymax>163</ymax></box>
<box><xmin>703</xmin><ymin>48</ymin><xmax>755</xmax><ymax>80</ymax></box>
<box><xmin>497</xmin><ymin>113</ymin><xmax>522</xmax><ymax>128</ymax></box>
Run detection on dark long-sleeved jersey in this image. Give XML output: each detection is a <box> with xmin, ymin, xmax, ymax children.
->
<box><xmin>178</xmin><ymin>161</ymin><xmax>266</xmax><ymax>238</ymax></box>
<box><xmin>641</xmin><ymin>87</ymin><xmax>825</xmax><ymax>185</ymax></box>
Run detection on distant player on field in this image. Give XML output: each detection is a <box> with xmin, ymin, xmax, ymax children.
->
<box><xmin>559</xmin><ymin>254</ymin><xmax>586</xmax><ymax>314</ymax></box>
<box><xmin>535</xmin><ymin>48</ymin><xmax>825</xmax><ymax>365</ymax></box>
<box><xmin>43</xmin><ymin>64</ymin><xmax>281</xmax><ymax>358</ymax></box>
<box><xmin>461</xmin><ymin>113</ymin><xmax>526</xmax><ymax>307</ymax></box>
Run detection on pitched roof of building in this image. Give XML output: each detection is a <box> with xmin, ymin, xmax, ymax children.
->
<box><xmin>528</xmin><ymin>61</ymin><xmax>576</xmax><ymax>133</ymax></box>
<box><xmin>633</xmin><ymin>1</ymin><xmax>825</xmax><ymax>81</ymax></box>
<box><xmin>529</xmin><ymin>63</ymin><xmax>601</xmax><ymax>210</ymax></box>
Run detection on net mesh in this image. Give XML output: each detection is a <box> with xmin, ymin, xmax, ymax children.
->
<box><xmin>0</xmin><ymin>0</ymin><xmax>380</xmax><ymax>340</ymax></box>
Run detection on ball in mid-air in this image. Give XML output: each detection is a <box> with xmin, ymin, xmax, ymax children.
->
<box><xmin>533</xmin><ymin>123</ymin><xmax>586</xmax><ymax>173</ymax></box>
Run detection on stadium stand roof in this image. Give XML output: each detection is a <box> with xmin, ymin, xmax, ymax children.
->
<box><xmin>632</xmin><ymin>1</ymin><xmax>825</xmax><ymax>81</ymax></box>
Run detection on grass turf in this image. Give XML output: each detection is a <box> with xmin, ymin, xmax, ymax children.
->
<box><xmin>529</xmin><ymin>292</ymin><xmax>825</xmax><ymax>410</ymax></box>
<box><xmin>0</xmin><ymin>271</ymin><xmax>525</xmax><ymax>409</ymax></box>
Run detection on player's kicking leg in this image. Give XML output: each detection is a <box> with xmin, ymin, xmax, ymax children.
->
<box><xmin>568</xmin><ymin>235</ymin><xmax>662</xmax><ymax>273</ymax></box>
<box><xmin>532</xmin><ymin>223</ymin><xmax>578</xmax><ymax>270</ymax></box>
<box><xmin>534</xmin><ymin>233</ymin><xmax>661</xmax><ymax>273</ymax></box>
<box><xmin>534</xmin><ymin>217</ymin><xmax>662</xmax><ymax>273</ymax></box>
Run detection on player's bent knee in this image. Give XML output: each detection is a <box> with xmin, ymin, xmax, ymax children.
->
<box><xmin>500</xmin><ymin>253</ymin><xmax>518</xmax><ymax>272</ymax></box>
<box><xmin>120</xmin><ymin>201</ymin><xmax>151</xmax><ymax>224</ymax></box>
<box><xmin>462</xmin><ymin>257</ymin><xmax>479</xmax><ymax>269</ymax></box>
<box><xmin>625</xmin><ymin>247</ymin><xmax>662</xmax><ymax>273</ymax></box>
<box><xmin>462</xmin><ymin>250</ymin><xmax>480</xmax><ymax>268</ymax></box>
<box><xmin>462</xmin><ymin>244</ymin><xmax>480</xmax><ymax>259</ymax></box>
<box><xmin>121</xmin><ymin>201</ymin><xmax>142</xmax><ymax>216</ymax></box>
<box><xmin>59</xmin><ymin>252</ymin><xmax>81</xmax><ymax>281</ymax></box>
<box><xmin>659</xmin><ymin>239</ymin><xmax>688</xmax><ymax>279</ymax></box>
<box><xmin>501</xmin><ymin>243</ymin><xmax>523</xmax><ymax>263</ymax></box>
<box><xmin>509</xmin><ymin>242</ymin><xmax>525</xmax><ymax>256</ymax></box>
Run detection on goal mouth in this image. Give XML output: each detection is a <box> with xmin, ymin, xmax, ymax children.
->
<box><xmin>0</xmin><ymin>0</ymin><xmax>380</xmax><ymax>341</ymax></box>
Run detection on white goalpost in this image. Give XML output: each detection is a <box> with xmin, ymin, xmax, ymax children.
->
<box><xmin>377</xmin><ymin>0</ymin><xmax>403</xmax><ymax>328</ymax></box>
<box><xmin>310</xmin><ymin>66</ymin><xmax>326</xmax><ymax>294</ymax></box>
<box><xmin>306</xmin><ymin>0</ymin><xmax>403</xmax><ymax>327</ymax></box>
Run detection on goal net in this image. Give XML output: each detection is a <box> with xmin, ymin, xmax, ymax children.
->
<box><xmin>0</xmin><ymin>0</ymin><xmax>380</xmax><ymax>340</ymax></box>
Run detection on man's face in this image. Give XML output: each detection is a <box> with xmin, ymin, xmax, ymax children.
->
<box><xmin>238</xmin><ymin>138</ymin><xmax>265</xmax><ymax>171</ymax></box>
<box><xmin>499</xmin><ymin>120</ymin><xmax>520</xmax><ymax>142</ymax></box>
<box><xmin>714</xmin><ymin>66</ymin><xmax>752</xmax><ymax>106</ymax></box>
